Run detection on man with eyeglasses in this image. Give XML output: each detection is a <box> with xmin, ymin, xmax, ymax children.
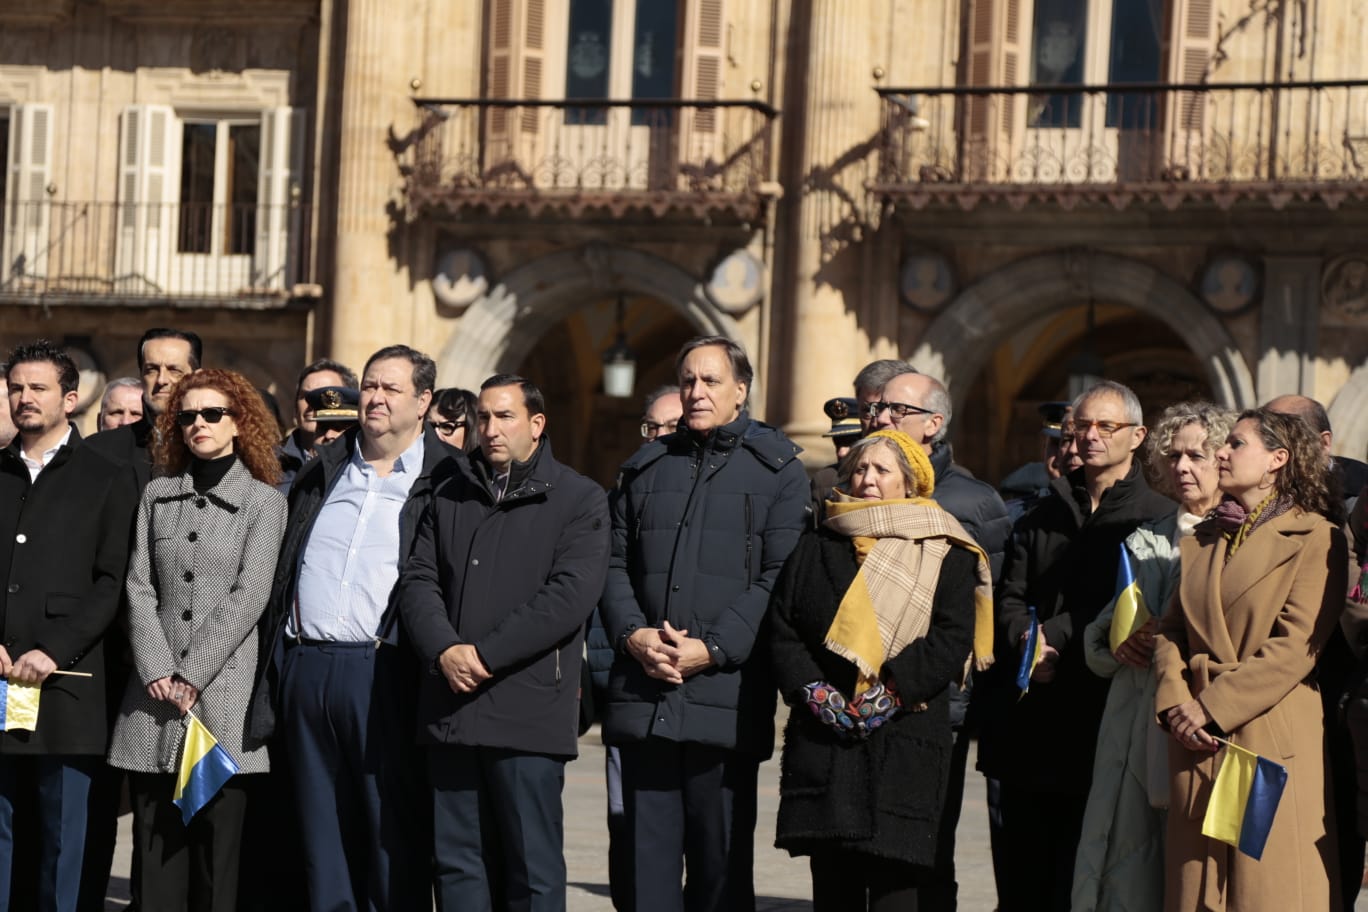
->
<box><xmin>868</xmin><ymin>367</ymin><xmax>1011</xmax><ymax>911</ymax></box>
<box><xmin>639</xmin><ymin>385</ymin><xmax>683</xmax><ymax>442</ymax></box>
<box><xmin>277</xmin><ymin>358</ymin><xmax>359</xmax><ymax>493</ymax></box>
<box><xmin>987</xmin><ymin>380</ymin><xmax>1171</xmax><ymax>912</ymax></box>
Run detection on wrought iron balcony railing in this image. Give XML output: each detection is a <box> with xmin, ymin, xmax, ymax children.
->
<box><xmin>874</xmin><ymin>80</ymin><xmax>1368</xmax><ymax>209</ymax></box>
<box><xmin>0</xmin><ymin>200</ymin><xmax>317</xmax><ymax>305</ymax></box>
<box><xmin>400</xmin><ymin>98</ymin><xmax>780</xmax><ymax>221</ymax></box>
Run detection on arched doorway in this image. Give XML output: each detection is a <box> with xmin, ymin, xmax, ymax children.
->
<box><xmin>909</xmin><ymin>251</ymin><xmax>1256</xmax><ymax>485</ymax></box>
<box><xmin>520</xmin><ymin>294</ymin><xmax>696</xmax><ymax>485</ymax></box>
<box><xmin>436</xmin><ymin>245</ymin><xmax>739</xmax><ymax>485</ymax></box>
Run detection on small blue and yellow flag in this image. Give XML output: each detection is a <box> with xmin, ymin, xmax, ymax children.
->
<box><xmin>1109</xmin><ymin>544</ymin><xmax>1153</xmax><ymax>654</ymax></box>
<box><xmin>1201</xmin><ymin>741</ymin><xmax>1287</xmax><ymax>860</ymax></box>
<box><xmin>0</xmin><ymin>680</ymin><xmax>41</xmax><ymax>731</ymax></box>
<box><xmin>1016</xmin><ymin>606</ymin><xmax>1042</xmax><ymax>694</ymax></box>
<box><xmin>174</xmin><ymin>714</ymin><xmax>239</xmax><ymax>825</ymax></box>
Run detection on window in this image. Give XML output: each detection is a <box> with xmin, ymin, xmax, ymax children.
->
<box><xmin>563</xmin><ymin>0</ymin><xmax>679</xmax><ymax>123</ymax></box>
<box><xmin>177</xmin><ymin>120</ymin><xmax>260</xmax><ymax>255</ymax></box>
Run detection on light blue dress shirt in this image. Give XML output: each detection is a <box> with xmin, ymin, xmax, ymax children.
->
<box><xmin>293</xmin><ymin>433</ymin><xmax>425</xmax><ymax>641</ymax></box>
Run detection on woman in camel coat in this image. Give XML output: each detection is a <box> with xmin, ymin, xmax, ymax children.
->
<box><xmin>1154</xmin><ymin>407</ymin><xmax>1347</xmax><ymax>911</ymax></box>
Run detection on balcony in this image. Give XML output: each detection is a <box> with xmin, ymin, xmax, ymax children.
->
<box><xmin>0</xmin><ymin>200</ymin><xmax>318</xmax><ymax>307</ymax></box>
<box><xmin>873</xmin><ymin>80</ymin><xmax>1368</xmax><ymax>212</ymax></box>
<box><xmin>399</xmin><ymin>98</ymin><xmax>780</xmax><ymax>224</ymax></box>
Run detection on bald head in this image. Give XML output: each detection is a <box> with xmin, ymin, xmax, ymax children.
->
<box><xmin>1264</xmin><ymin>394</ymin><xmax>1332</xmax><ymax>454</ymax></box>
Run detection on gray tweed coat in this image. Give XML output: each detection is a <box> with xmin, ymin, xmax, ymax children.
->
<box><xmin>108</xmin><ymin>459</ymin><xmax>286</xmax><ymax>774</ymax></box>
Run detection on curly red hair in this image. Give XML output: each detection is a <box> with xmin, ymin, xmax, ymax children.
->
<box><xmin>153</xmin><ymin>369</ymin><xmax>282</xmax><ymax>486</ymax></box>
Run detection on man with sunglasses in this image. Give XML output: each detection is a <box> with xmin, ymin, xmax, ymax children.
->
<box><xmin>987</xmin><ymin>380</ymin><xmax>1171</xmax><ymax>912</ymax></box>
<box><xmin>868</xmin><ymin>367</ymin><xmax>1011</xmax><ymax>911</ymax></box>
<box><xmin>276</xmin><ymin>358</ymin><xmax>359</xmax><ymax>493</ymax></box>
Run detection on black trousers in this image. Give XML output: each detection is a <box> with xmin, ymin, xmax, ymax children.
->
<box><xmin>429</xmin><ymin>745</ymin><xmax>567</xmax><ymax>912</ymax></box>
<box><xmin>810</xmin><ymin>851</ymin><xmax>933</xmax><ymax>912</ymax></box>
<box><xmin>618</xmin><ymin>739</ymin><xmax>759</xmax><ymax>912</ymax></box>
<box><xmin>997</xmin><ymin>785</ymin><xmax>1087</xmax><ymax>912</ymax></box>
<box><xmin>128</xmin><ymin>772</ymin><xmax>249</xmax><ymax>912</ymax></box>
<box><xmin>76</xmin><ymin>764</ymin><xmax>130</xmax><ymax>912</ymax></box>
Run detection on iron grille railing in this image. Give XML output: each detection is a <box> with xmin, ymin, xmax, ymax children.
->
<box><xmin>875</xmin><ymin>80</ymin><xmax>1368</xmax><ymax>191</ymax></box>
<box><xmin>401</xmin><ymin>98</ymin><xmax>779</xmax><ymax>217</ymax></box>
<box><xmin>0</xmin><ymin>200</ymin><xmax>316</xmax><ymax>305</ymax></box>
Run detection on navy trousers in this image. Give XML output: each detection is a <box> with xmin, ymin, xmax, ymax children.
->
<box><xmin>618</xmin><ymin>739</ymin><xmax>759</xmax><ymax>912</ymax></box>
<box><xmin>0</xmin><ymin>754</ymin><xmax>98</xmax><ymax>912</ymax></box>
<box><xmin>428</xmin><ymin>745</ymin><xmax>567</xmax><ymax>912</ymax></box>
<box><xmin>279</xmin><ymin>641</ymin><xmax>430</xmax><ymax>912</ymax></box>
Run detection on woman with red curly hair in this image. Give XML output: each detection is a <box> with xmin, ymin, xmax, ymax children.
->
<box><xmin>107</xmin><ymin>368</ymin><xmax>287</xmax><ymax>910</ymax></box>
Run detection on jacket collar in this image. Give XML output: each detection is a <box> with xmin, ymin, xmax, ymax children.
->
<box><xmin>1055</xmin><ymin>456</ymin><xmax>1156</xmax><ymax>524</ymax></box>
<box><xmin>3</xmin><ymin>422</ymin><xmax>83</xmax><ymax>474</ymax></box>
<box><xmin>466</xmin><ymin>436</ymin><xmax>556</xmax><ymax>504</ymax></box>
<box><xmin>317</xmin><ymin>424</ymin><xmax>455</xmax><ymax>483</ymax></box>
<box><xmin>156</xmin><ymin>457</ymin><xmax>258</xmax><ymax>512</ymax></box>
<box><xmin>929</xmin><ymin>440</ymin><xmax>952</xmax><ymax>481</ymax></box>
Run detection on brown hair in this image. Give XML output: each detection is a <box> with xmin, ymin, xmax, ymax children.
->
<box><xmin>153</xmin><ymin>369</ymin><xmax>282</xmax><ymax>486</ymax></box>
<box><xmin>1237</xmin><ymin>406</ymin><xmax>1343</xmax><ymax>524</ymax></box>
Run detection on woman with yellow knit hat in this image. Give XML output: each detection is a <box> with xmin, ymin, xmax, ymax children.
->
<box><xmin>770</xmin><ymin>429</ymin><xmax>994</xmax><ymax>911</ymax></box>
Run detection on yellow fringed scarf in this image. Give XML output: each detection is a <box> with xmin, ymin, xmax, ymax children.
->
<box><xmin>822</xmin><ymin>492</ymin><xmax>996</xmax><ymax>692</ymax></box>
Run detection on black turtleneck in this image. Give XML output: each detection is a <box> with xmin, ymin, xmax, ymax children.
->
<box><xmin>190</xmin><ymin>452</ymin><xmax>237</xmax><ymax>493</ymax></box>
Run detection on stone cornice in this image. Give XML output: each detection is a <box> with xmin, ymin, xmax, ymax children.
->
<box><xmin>0</xmin><ymin>0</ymin><xmax>76</xmax><ymax>26</ymax></box>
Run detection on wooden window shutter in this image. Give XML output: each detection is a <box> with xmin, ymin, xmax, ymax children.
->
<box><xmin>4</xmin><ymin>103</ymin><xmax>53</xmax><ymax>282</ymax></box>
<box><xmin>963</xmin><ymin>0</ymin><xmax>1026</xmax><ymax>180</ymax></box>
<box><xmin>682</xmin><ymin>0</ymin><xmax>725</xmax><ymax>165</ymax></box>
<box><xmin>485</xmin><ymin>0</ymin><xmax>545</xmax><ymax>139</ymax></box>
<box><xmin>1163</xmin><ymin>0</ymin><xmax>1215</xmax><ymax>175</ymax></box>
<box><xmin>520</xmin><ymin>0</ymin><xmax>545</xmax><ymax>134</ymax></box>
<box><xmin>115</xmin><ymin>105</ymin><xmax>178</xmax><ymax>291</ymax></box>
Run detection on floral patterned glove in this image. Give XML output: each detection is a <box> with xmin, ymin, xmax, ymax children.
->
<box><xmin>802</xmin><ymin>681</ymin><xmax>858</xmax><ymax>738</ymax></box>
<box><xmin>850</xmin><ymin>679</ymin><xmax>903</xmax><ymax>734</ymax></box>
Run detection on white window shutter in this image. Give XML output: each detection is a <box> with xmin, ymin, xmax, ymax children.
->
<box><xmin>4</xmin><ymin>103</ymin><xmax>54</xmax><ymax>285</ymax></box>
<box><xmin>116</xmin><ymin>104</ymin><xmax>178</xmax><ymax>292</ymax></box>
<box><xmin>254</xmin><ymin>106</ymin><xmax>303</xmax><ymax>290</ymax></box>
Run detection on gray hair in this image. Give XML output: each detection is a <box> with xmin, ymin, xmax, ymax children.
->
<box><xmin>920</xmin><ymin>373</ymin><xmax>954</xmax><ymax>443</ymax></box>
<box><xmin>99</xmin><ymin>377</ymin><xmax>143</xmax><ymax>414</ymax></box>
<box><xmin>1145</xmin><ymin>401</ymin><xmax>1237</xmax><ymax>496</ymax></box>
<box><xmin>837</xmin><ymin>434</ymin><xmax>915</xmax><ymax>494</ymax></box>
<box><xmin>675</xmin><ymin>336</ymin><xmax>752</xmax><ymax>403</ymax></box>
<box><xmin>643</xmin><ymin>385</ymin><xmax>680</xmax><ymax>412</ymax></box>
<box><xmin>1073</xmin><ymin>380</ymin><xmax>1143</xmax><ymax>426</ymax></box>
<box><xmin>853</xmin><ymin>359</ymin><xmax>914</xmax><ymax>399</ymax></box>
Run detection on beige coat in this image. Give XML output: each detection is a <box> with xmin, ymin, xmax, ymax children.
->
<box><xmin>1154</xmin><ymin>508</ymin><xmax>1347</xmax><ymax>912</ymax></box>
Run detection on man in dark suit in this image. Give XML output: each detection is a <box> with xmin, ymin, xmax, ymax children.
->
<box><xmin>0</xmin><ymin>340</ymin><xmax>138</xmax><ymax>912</ymax></box>
<box><xmin>400</xmin><ymin>374</ymin><xmax>609</xmax><ymax>910</ymax></box>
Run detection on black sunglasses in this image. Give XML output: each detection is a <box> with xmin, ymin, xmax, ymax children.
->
<box><xmin>175</xmin><ymin>407</ymin><xmax>235</xmax><ymax>428</ymax></box>
<box><xmin>430</xmin><ymin>419</ymin><xmax>467</xmax><ymax>436</ymax></box>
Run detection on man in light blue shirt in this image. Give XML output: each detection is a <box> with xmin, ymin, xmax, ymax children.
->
<box><xmin>259</xmin><ymin>344</ymin><xmax>458</xmax><ymax>912</ymax></box>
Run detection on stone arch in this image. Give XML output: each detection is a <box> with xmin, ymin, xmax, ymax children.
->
<box><xmin>1330</xmin><ymin>364</ymin><xmax>1368</xmax><ymax>462</ymax></box>
<box><xmin>436</xmin><ymin>245</ymin><xmax>757</xmax><ymax>401</ymax></box>
<box><xmin>910</xmin><ymin>250</ymin><xmax>1257</xmax><ymax>411</ymax></box>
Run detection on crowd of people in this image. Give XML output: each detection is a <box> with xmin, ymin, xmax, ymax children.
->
<box><xmin>0</xmin><ymin>326</ymin><xmax>1366</xmax><ymax>912</ymax></box>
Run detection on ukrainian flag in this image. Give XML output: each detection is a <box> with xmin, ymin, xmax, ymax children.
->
<box><xmin>1016</xmin><ymin>606</ymin><xmax>1042</xmax><ymax>694</ymax></box>
<box><xmin>174</xmin><ymin>714</ymin><xmax>239</xmax><ymax>825</ymax></box>
<box><xmin>1201</xmin><ymin>741</ymin><xmax>1287</xmax><ymax>860</ymax></box>
<box><xmin>0</xmin><ymin>679</ymin><xmax>41</xmax><ymax>731</ymax></box>
<box><xmin>1109</xmin><ymin>544</ymin><xmax>1152</xmax><ymax>654</ymax></box>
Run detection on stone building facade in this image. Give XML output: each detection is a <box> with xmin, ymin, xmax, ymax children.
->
<box><xmin>3</xmin><ymin>0</ymin><xmax>1368</xmax><ymax>484</ymax></box>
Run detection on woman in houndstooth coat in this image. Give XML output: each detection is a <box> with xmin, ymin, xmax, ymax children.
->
<box><xmin>107</xmin><ymin>369</ymin><xmax>287</xmax><ymax>912</ymax></box>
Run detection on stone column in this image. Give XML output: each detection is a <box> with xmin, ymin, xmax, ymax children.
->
<box><xmin>774</xmin><ymin>1</ymin><xmax>888</xmax><ymax>451</ymax></box>
<box><xmin>1256</xmin><ymin>255</ymin><xmax>1321</xmax><ymax>402</ymax></box>
<box><xmin>328</xmin><ymin>0</ymin><xmax>407</xmax><ymax>371</ymax></box>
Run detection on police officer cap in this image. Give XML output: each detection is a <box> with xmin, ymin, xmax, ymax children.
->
<box><xmin>822</xmin><ymin>397</ymin><xmax>863</xmax><ymax>439</ymax></box>
<box><xmin>304</xmin><ymin>386</ymin><xmax>360</xmax><ymax>424</ymax></box>
<box><xmin>1038</xmin><ymin>401</ymin><xmax>1070</xmax><ymax>439</ymax></box>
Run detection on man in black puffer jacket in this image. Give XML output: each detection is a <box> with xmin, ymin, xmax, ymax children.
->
<box><xmin>600</xmin><ymin>336</ymin><xmax>809</xmax><ymax>912</ymax></box>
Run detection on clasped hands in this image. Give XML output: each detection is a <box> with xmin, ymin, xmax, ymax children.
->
<box><xmin>1113</xmin><ymin>618</ymin><xmax>1158</xmax><ymax>669</ymax></box>
<box><xmin>147</xmin><ymin>675</ymin><xmax>199</xmax><ymax>715</ymax></box>
<box><xmin>439</xmin><ymin>644</ymin><xmax>492</xmax><ymax>694</ymax></box>
<box><xmin>626</xmin><ymin>621</ymin><xmax>714</xmax><ymax>686</ymax></box>
<box><xmin>1165</xmin><ymin>698</ymin><xmax>1220</xmax><ymax>753</ymax></box>
<box><xmin>803</xmin><ymin>679</ymin><xmax>902</xmax><ymax>739</ymax></box>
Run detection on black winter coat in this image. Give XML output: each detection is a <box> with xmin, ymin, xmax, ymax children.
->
<box><xmin>398</xmin><ymin>440</ymin><xmax>609</xmax><ymax>757</ymax></box>
<box><xmin>770</xmin><ymin>529</ymin><xmax>976</xmax><ymax>866</ymax></box>
<box><xmin>600</xmin><ymin>412</ymin><xmax>809</xmax><ymax>758</ymax></box>
<box><xmin>85</xmin><ymin>415</ymin><xmax>155</xmax><ymax>490</ymax></box>
<box><xmin>247</xmin><ymin>425</ymin><xmax>460</xmax><ymax>740</ymax></box>
<box><xmin>928</xmin><ymin>442</ymin><xmax>1012</xmax><ymax>583</ymax></box>
<box><xmin>978</xmin><ymin>459</ymin><xmax>1172</xmax><ymax>792</ymax></box>
<box><xmin>0</xmin><ymin>428</ymin><xmax>138</xmax><ymax>754</ymax></box>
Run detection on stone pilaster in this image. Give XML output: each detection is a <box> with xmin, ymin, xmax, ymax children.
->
<box><xmin>1256</xmin><ymin>255</ymin><xmax>1321</xmax><ymax>402</ymax></box>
